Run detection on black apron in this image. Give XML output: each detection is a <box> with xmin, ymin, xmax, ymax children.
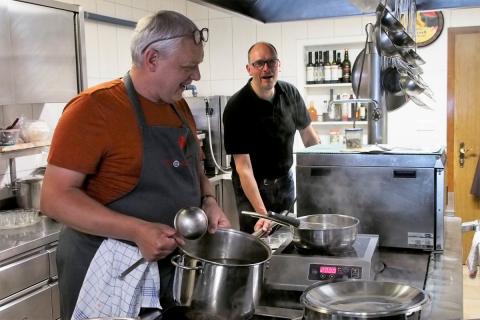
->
<box><xmin>56</xmin><ymin>72</ymin><xmax>201</xmax><ymax>319</ymax></box>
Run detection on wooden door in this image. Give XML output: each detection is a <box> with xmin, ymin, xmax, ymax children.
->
<box><xmin>447</xmin><ymin>27</ymin><xmax>480</xmax><ymax>262</ymax></box>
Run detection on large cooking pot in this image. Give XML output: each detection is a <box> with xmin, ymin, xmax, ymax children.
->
<box><xmin>171</xmin><ymin>228</ymin><xmax>271</xmax><ymax>320</ymax></box>
<box><xmin>242</xmin><ymin>211</ymin><xmax>358</xmax><ymax>252</ymax></box>
<box><xmin>301</xmin><ymin>280</ymin><xmax>431</xmax><ymax>319</ymax></box>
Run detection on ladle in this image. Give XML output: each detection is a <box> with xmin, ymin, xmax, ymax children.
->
<box><xmin>118</xmin><ymin>207</ymin><xmax>208</xmax><ymax>280</ymax></box>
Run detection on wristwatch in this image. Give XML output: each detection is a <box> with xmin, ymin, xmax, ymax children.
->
<box><xmin>201</xmin><ymin>194</ymin><xmax>216</xmax><ymax>205</ymax></box>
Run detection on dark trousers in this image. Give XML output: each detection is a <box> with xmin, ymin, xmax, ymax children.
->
<box><xmin>232</xmin><ymin>170</ymin><xmax>295</xmax><ymax>233</ymax></box>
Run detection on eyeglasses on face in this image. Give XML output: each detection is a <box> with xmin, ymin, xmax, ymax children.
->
<box><xmin>141</xmin><ymin>27</ymin><xmax>209</xmax><ymax>53</ymax></box>
<box><xmin>251</xmin><ymin>58</ymin><xmax>280</xmax><ymax>70</ymax></box>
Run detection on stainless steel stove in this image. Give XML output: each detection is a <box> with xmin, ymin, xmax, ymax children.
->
<box><xmin>264</xmin><ymin>234</ymin><xmax>380</xmax><ymax>292</ymax></box>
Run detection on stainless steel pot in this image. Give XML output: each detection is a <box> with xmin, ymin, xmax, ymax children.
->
<box><xmin>242</xmin><ymin>211</ymin><xmax>359</xmax><ymax>252</ymax></box>
<box><xmin>301</xmin><ymin>280</ymin><xmax>431</xmax><ymax>320</ymax></box>
<box><xmin>15</xmin><ymin>176</ymin><xmax>43</xmax><ymax>210</ymax></box>
<box><xmin>171</xmin><ymin>228</ymin><xmax>271</xmax><ymax>320</ymax></box>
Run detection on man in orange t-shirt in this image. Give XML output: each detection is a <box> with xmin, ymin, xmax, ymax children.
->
<box><xmin>41</xmin><ymin>11</ymin><xmax>230</xmax><ymax>319</ymax></box>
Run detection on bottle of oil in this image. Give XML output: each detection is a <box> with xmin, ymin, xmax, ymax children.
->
<box><xmin>308</xmin><ymin>100</ymin><xmax>318</xmax><ymax>122</ymax></box>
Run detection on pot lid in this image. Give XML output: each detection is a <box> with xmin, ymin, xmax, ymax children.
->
<box><xmin>300</xmin><ymin>280</ymin><xmax>430</xmax><ymax>317</ymax></box>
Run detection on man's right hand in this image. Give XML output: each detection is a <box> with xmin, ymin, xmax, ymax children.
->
<box><xmin>134</xmin><ymin>222</ymin><xmax>184</xmax><ymax>261</ymax></box>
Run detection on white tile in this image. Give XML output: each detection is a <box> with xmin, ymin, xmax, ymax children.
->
<box><xmin>191</xmin><ymin>80</ymin><xmax>211</xmax><ymax>97</ymax></box>
<box><xmin>232</xmin><ymin>17</ymin><xmax>257</xmax><ymax>79</ymax></box>
<box><xmin>98</xmin><ymin>24</ymin><xmax>119</xmax><ymax>79</ymax></box>
<box><xmin>256</xmin><ymin>22</ymin><xmax>282</xmax><ymax>54</ymax></box>
<box><xmin>451</xmin><ymin>7</ymin><xmax>480</xmax><ymax>27</ymax></box>
<box><xmin>159</xmin><ymin>0</ymin><xmax>186</xmax><ymax>14</ymax></box>
<box><xmin>76</xmin><ymin>0</ymin><xmax>96</xmax><ymax>12</ymax></box>
<box><xmin>281</xmin><ymin>21</ymin><xmax>307</xmax><ymax>78</ymax></box>
<box><xmin>114</xmin><ymin>0</ymin><xmax>131</xmax><ymax>6</ymax></box>
<box><xmin>115</xmin><ymin>4</ymin><xmax>133</xmax><ymax>20</ymax></box>
<box><xmin>306</xmin><ymin>19</ymin><xmax>334</xmax><ymax>39</ymax></box>
<box><xmin>361</xmin><ymin>14</ymin><xmax>376</xmax><ymax>27</ymax></box>
<box><xmin>209</xmin><ymin>7</ymin><xmax>232</xmax><ymax>19</ymax></box>
<box><xmin>37</xmin><ymin>103</ymin><xmax>68</xmax><ymax>131</ymax></box>
<box><xmin>84</xmin><ymin>22</ymin><xmax>100</xmax><ymax>78</ymax></box>
<box><xmin>186</xmin><ymin>1</ymin><xmax>208</xmax><ymax>20</ymax></box>
<box><xmin>132</xmin><ymin>0</ymin><xmax>147</xmax><ymax>10</ymax></box>
<box><xmin>116</xmin><ymin>27</ymin><xmax>134</xmax><ymax>74</ymax></box>
<box><xmin>132</xmin><ymin>8</ymin><xmax>149</xmax><ymax>21</ymax></box>
<box><xmin>210</xmin><ymin>79</ymin><xmax>234</xmax><ymax>95</ymax></box>
<box><xmin>97</xmin><ymin>0</ymin><xmax>116</xmax><ymax>16</ymax></box>
<box><xmin>233</xmin><ymin>78</ymin><xmax>248</xmax><ymax>93</ymax></box>
<box><xmin>209</xmin><ymin>18</ymin><xmax>234</xmax><ymax>80</ymax></box>
<box><xmin>146</xmin><ymin>0</ymin><xmax>163</xmax><ymax>12</ymax></box>
<box><xmin>2</xmin><ymin>105</ymin><xmax>33</xmax><ymax>128</ymax></box>
<box><xmin>334</xmin><ymin>16</ymin><xmax>363</xmax><ymax>37</ymax></box>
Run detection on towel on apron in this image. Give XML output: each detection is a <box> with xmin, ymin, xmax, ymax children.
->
<box><xmin>471</xmin><ymin>156</ymin><xmax>480</xmax><ymax>198</ymax></box>
<box><xmin>71</xmin><ymin>238</ymin><xmax>161</xmax><ymax>320</ymax></box>
<box><xmin>467</xmin><ymin>230</ymin><xmax>480</xmax><ymax>278</ymax></box>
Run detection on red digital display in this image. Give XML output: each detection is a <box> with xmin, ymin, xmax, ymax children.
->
<box><xmin>320</xmin><ymin>266</ymin><xmax>337</xmax><ymax>274</ymax></box>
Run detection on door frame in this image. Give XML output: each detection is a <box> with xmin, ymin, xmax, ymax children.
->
<box><xmin>446</xmin><ymin>26</ymin><xmax>480</xmax><ymax>191</ymax></box>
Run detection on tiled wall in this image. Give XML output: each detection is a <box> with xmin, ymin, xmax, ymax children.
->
<box><xmin>1</xmin><ymin>0</ymin><xmax>479</xmax><ymax>201</ymax></box>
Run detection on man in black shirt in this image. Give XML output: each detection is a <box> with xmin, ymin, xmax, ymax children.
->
<box><xmin>223</xmin><ymin>41</ymin><xmax>320</xmax><ymax>233</ymax></box>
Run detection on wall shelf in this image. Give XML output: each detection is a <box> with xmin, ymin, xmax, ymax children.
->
<box><xmin>306</xmin><ymin>82</ymin><xmax>353</xmax><ymax>88</ymax></box>
<box><xmin>0</xmin><ymin>141</ymin><xmax>50</xmax><ymax>160</ymax></box>
<box><xmin>312</xmin><ymin>121</ymin><xmax>367</xmax><ymax>125</ymax></box>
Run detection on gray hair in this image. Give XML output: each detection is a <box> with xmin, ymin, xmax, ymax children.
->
<box><xmin>131</xmin><ymin>10</ymin><xmax>198</xmax><ymax>66</ymax></box>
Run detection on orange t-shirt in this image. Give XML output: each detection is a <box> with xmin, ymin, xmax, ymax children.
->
<box><xmin>48</xmin><ymin>79</ymin><xmax>198</xmax><ymax>205</ymax></box>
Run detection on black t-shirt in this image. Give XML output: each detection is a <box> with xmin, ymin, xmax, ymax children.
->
<box><xmin>223</xmin><ymin>79</ymin><xmax>310</xmax><ymax>179</ymax></box>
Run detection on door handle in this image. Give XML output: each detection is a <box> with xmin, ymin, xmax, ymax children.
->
<box><xmin>459</xmin><ymin>142</ymin><xmax>470</xmax><ymax>168</ymax></box>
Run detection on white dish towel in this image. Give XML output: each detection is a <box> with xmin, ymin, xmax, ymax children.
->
<box><xmin>467</xmin><ymin>230</ymin><xmax>480</xmax><ymax>278</ymax></box>
<box><xmin>72</xmin><ymin>238</ymin><xmax>161</xmax><ymax>320</ymax></box>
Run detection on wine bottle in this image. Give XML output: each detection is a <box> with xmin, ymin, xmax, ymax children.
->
<box><xmin>306</xmin><ymin>51</ymin><xmax>315</xmax><ymax>84</ymax></box>
<box><xmin>324</xmin><ymin>51</ymin><xmax>331</xmax><ymax>83</ymax></box>
<box><xmin>337</xmin><ymin>52</ymin><xmax>343</xmax><ymax>82</ymax></box>
<box><xmin>313</xmin><ymin>51</ymin><xmax>319</xmax><ymax>84</ymax></box>
<box><xmin>341</xmin><ymin>49</ymin><xmax>351</xmax><ymax>83</ymax></box>
<box><xmin>318</xmin><ymin>51</ymin><xmax>325</xmax><ymax>83</ymax></box>
<box><xmin>331</xmin><ymin>50</ymin><xmax>338</xmax><ymax>83</ymax></box>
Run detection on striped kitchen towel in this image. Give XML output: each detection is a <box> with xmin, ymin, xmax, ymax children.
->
<box><xmin>72</xmin><ymin>238</ymin><xmax>161</xmax><ymax>320</ymax></box>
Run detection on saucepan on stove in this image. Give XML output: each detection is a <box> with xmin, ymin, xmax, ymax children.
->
<box><xmin>300</xmin><ymin>280</ymin><xmax>431</xmax><ymax>319</ymax></box>
<box><xmin>241</xmin><ymin>211</ymin><xmax>359</xmax><ymax>252</ymax></box>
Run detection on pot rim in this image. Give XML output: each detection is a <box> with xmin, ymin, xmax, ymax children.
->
<box><xmin>300</xmin><ymin>280</ymin><xmax>431</xmax><ymax>318</ymax></box>
<box><xmin>179</xmin><ymin>228</ymin><xmax>272</xmax><ymax>267</ymax></box>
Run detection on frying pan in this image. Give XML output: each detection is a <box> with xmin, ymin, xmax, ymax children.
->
<box><xmin>241</xmin><ymin>211</ymin><xmax>359</xmax><ymax>252</ymax></box>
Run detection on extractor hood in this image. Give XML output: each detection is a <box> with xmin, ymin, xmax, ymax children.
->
<box><xmin>189</xmin><ymin>0</ymin><xmax>480</xmax><ymax>23</ymax></box>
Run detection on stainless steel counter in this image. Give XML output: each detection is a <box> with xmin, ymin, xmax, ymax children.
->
<box><xmin>0</xmin><ymin>216</ymin><xmax>62</xmax><ymax>262</ymax></box>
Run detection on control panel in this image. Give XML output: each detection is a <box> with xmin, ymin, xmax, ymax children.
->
<box><xmin>308</xmin><ymin>264</ymin><xmax>362</xmax><ymax>280</ymax></box>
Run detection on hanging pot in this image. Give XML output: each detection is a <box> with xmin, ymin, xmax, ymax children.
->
<box><xmin>171</xmin><ymin>228</ymin><xmax>271</xmax><ymax>320</ymax></box>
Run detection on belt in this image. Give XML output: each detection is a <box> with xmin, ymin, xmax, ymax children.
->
<box><xmin>258</xmin><ymin>172</ymin><xmax>290</xmax><ymax>186</ymax></box>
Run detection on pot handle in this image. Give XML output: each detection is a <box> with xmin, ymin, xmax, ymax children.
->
<box><xmin>171</xmin><ymin>254</ymin><xmax>203</xmax><ymax>271</ymax></box>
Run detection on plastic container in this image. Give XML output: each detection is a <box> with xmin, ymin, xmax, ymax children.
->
<box><xmin>0</xmin><ymin>129</ymin><xmax>20</xmax><ymax>146</ymax></box>
<box><xmin>345</xmin><ymin>128</ymin><xmax>363</xmax><ymax>149</ymax></box>
<box><xmin>21</xmin><ymin>120</ymin><xmax>51</xmax><ymax>143</ymax></box>
<box><xmin>0</xmin><ymin>209</ymin><xmax>40</xmax><ymax>229</ymax></box>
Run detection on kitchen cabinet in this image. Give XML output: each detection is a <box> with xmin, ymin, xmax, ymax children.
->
<box><xmin>0</xmin><ymin>0</ymin><xmax>86</xmax><ymax>105</ymax></box>
<box><xmin>297</xmin><ymin>37</ymin><xmax>367</xmax><ymax>145</ymax></box>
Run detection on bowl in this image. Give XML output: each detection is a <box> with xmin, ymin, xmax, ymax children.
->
<box><xmin>0</xmin><ymin>129</ymin><xmax>20</xmax><ymax>146</ymax></box>
<box><xmin>21</xmin><ymin>120</ymin><xmax>51</xmax><ymax>143</ymax></box>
